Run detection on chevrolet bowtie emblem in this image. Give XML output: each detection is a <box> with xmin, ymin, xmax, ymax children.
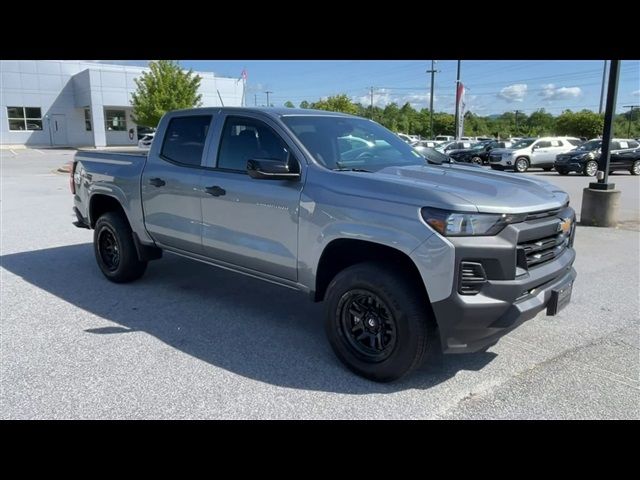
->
<box><xmin>558</xmin><ymin>218</ymin><xmax>572</xmax><ymax>234</ymax></box>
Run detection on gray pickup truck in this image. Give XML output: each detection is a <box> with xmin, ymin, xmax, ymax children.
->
<box><xmin>71</xmin><ymin>107</ymin><xmax>577</xmax><ymax>382</ymax></box>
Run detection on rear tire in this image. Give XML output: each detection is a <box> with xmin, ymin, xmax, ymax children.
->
<box><xmin>94</xmin><ymin>212</ymin><xmax>147</xmax><ymax>283</ymax></box>
<box><xmin>514</xmin><ymin>157</ymin><xmax>529</xmax><ymax>173</ymax></box>
<box><xmin>631</xmin><ymin>160</ymin><xmax>640</xmax><ymax>175</ymax></box>
<box><xmin>324</xmin><ymin>262</ymin><xmax>431</xmax><ymax>382</ymax></box>
<box><xmin>471</xmin><ymin>156</ymin><xmax>482</xmax><ymax>165</ymax></box>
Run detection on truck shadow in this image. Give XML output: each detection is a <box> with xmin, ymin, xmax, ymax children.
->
<box><xmin>1</xmin><ymin>244</ymin><xmax>496</xmax><ymax>394</ymax></box>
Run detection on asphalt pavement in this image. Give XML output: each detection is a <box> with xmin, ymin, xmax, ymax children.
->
<box><xmin>1</xmin><ymin>149</ymin><xmax>638</xmax><ymax>419</ymax></box>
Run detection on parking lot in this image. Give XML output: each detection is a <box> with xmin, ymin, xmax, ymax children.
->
<box><xmin>1</xmin><ymin>148</ymin><xmax>639</xmax><ymax>419</ymax></box>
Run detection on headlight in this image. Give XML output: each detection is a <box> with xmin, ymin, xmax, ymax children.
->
<box><xmin>421</xmin><ymin>207</ymin><xmax>527</xmax><ymax>236</ymax></box>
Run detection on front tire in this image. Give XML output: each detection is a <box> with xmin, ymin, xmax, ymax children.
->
<box><xmin>583</xmin><ymin>160</ymin><xmax>598</xmax><ymax>177</ymax></box>
<box><xmin>94</xmin><ymin>212</ymin><xmax>147</xmax><ymax>283</ymax></box>
<box><xmin>542</xmin><ymin>167</ymin><xmax>552</xmax><ymax>172</ymax></box>
<box><xmin>631</xmin><ymin>160</ymin><xmax>640</xmax><ymax>175</ymax></box>
<box><xmin>557</xmin><ymin>168</ymin><xmax>569</xmax><ymax>175</ymax></box>
<box><xmin>515</xmin><ymin>157</ymin><xmax>529</xmax><ymax>173</ymax></box>
<box><xmin>324</xmin><ymin>262</ymin><xmax>430</xmax><ymax>382</ymax></box>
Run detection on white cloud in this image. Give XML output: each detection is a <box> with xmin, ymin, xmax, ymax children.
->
<box><xmin>539</xmin><ymin>84</ymin><xmax>582</xmax><ymax>101</ymax></box>
<box><xmin>498</xmin><ymin>84</ymin><xmax>528</xmax><ymax>102</ymax></box>
<box><xmin>354</xmin><ymin>89</ymin><xmax>436</xmax><ymax>109</ymax></box>
<box><xmin>632</xmin><ymin>89</ymin><xmax>640</xmax><ymax>97</ymax></box>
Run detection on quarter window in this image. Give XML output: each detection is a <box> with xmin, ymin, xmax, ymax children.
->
<box><xmin>160</xmin><ymin>115</ymin><xmax>211</xmax><ymax>167</ymax></box>
<box><xmin>7</xmin><ymin>106</ymin><xmax>42</xmax><ymax>131</ymax></box>
<box><xmin>105</xmin><ymin>110</ymin><xmax>127</xmax><ymax>131</ymax></box>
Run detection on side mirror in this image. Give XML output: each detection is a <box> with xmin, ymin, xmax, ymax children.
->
<box><xmin>247</xmin><ymin>158</ymin><xmax>300</xmax><ymax>180</ymax></box>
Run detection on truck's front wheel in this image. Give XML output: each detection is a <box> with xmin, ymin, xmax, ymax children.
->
<box><xmin>94</xmin><ymin>212</ymin><xmax>147</xmax><ymax>283</ymax></box>
<box><xmin>324</xmin><ymin>262</ymin><xmax>430</xmax><ymax>382</ymax></box>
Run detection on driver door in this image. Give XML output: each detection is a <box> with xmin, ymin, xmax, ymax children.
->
<box><xmin>199</xmin><ymin>113</ymin><xmax>304</xmax><ymax>281</ymax></box>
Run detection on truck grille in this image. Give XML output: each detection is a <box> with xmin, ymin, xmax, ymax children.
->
<box><xmin>517</xmin><ymin>230</ymin><xmax>570</xmax><ymax>268</ymax></box>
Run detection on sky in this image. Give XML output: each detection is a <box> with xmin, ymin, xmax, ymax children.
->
<box><xmin>104</xmin><ymin>60</ymin><xmax>639</xmax><ymax>115</ymax></box>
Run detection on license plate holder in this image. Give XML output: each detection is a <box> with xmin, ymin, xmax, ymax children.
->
<box><xmin>546</xmin><ymin>280</ymin><xmax>573</xmax><ymax>316</ymax></box>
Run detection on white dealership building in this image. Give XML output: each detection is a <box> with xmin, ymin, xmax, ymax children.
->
<box><xmin>0</xmin><ymin>60</ymin><xmax>244</xmax><ymax>148</ymax></box>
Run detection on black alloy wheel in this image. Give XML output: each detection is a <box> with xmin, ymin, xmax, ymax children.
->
<box><xmin>338</xmin><ymin>289</ymin><xmax>397</xmax><ymax>362</ymax></box>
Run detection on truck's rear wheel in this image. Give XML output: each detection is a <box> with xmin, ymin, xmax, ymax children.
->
<box><xmin>94</xmin><ymin>212</ymin><xmax>147</xmax><ymax>283</ymax></box>
<box><xmin>324</xmin><ymin>262</ymin><xmax>430</xmax><ymax>382</ymax></box>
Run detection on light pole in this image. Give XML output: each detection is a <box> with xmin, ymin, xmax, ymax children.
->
<box><xmin>265</xmin><ymin>91</ymin><xmax>273</xmax><ymax>107</ymax></box>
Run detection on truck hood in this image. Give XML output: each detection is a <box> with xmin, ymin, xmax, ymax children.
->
<box><xmin>366</xmin><ymin>163</ymin><xmax>569</xmax><ymax>214</ymax></box>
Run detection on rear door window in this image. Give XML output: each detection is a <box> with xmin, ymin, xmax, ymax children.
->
<box><xmin>160</xmin><ymin>115</ymin><xmax>212</xmax><ymax>167</ymax></box>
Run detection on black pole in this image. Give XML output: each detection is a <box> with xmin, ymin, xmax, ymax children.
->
<box><xmin>453</xmin><ymin>60</ymin><xmax>461</xmax><ymax>140</ymax></box>
<box><xmin>598</xmin><ymin>60</ymin><xmax>608</xmax><ymax>114</ymax></box>
<box><xmin>592</xmin><ymin>59</ymin><xmax>620</xmax><ymax>190</ymax></box>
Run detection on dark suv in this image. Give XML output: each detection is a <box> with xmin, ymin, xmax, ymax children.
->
<box><xmin>448</xmin><ymin>140</ymin><xmax>510</xmax><ymax>165</ymax></box>
<box><xmin>554</xmin><ymin>138</ymin><xmax>640</xmax><ymax>176</ymax></box>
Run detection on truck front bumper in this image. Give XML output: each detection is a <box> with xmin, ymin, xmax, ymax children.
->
<box><xmin>432</xmin><ymin>254</ymin><xmax>576</xmax><ymax>353</ymax></box>
<box><xmin>421</xmin><ymin>206</ymin><xmax>577</xmax><ymax>353</ymax></box>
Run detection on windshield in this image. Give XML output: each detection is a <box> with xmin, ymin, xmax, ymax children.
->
<box><xmin>575</xmin><ymin>140</ymin><xmax>602</xmax><ymax>151</ymax></box>
<box><xmin>511</xmin><ymin>138</ymin><xmax>535</xmax><ymax>149</ymax></box>
<box><xmin>282</xmin><ymin>115</ymin><xmax>428</xmax><ymax>171</ymax></box>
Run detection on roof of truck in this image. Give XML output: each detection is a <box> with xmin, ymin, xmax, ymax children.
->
<box><xmin>168</xmin><ymin>106</ymin><xmax>359</xmax><ymax>118</ymax></box>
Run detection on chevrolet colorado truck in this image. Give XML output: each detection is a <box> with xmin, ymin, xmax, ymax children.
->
<box><xmin>71</xmin><ymin>107</ymin><xmax>577</xmax><ymax>382</ymax></box>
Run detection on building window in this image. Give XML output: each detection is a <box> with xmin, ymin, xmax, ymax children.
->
<box><xmin>105</xmin><ymin>109</ymin><xmax>127</xmax><ymax>131</ymax></box>
<box><xmin>84</xmin><ymin>109</ymin><xmax>92</xmax><ymax>131</ymax></box>
<box><xmin>7</xmin><ymin>106</ymin><xmax>42</xmax><ymax>131</ymax></box>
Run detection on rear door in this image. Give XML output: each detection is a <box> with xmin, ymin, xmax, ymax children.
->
<box><xmin>530</xmin><ymin>140</ymin><xmax>552</xmax><ymax>165</ymax></box>
<box><xmin>198</xmin><ymin>113</ymin><xmax>304</xmax><ymax>281</ymax></box>
<box><xmin>141</xmin><ymin>114</ymin><xmax>215</xmax><ymax>254</ymax></box>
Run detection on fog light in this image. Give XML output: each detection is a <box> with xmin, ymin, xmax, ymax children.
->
<box><xmin>507</xmin><ymin>161</ymin><xmax>512</xmax><ymax>165</ymax></box>
<box><xmin>459</xmin><ymin>261</ymin><xmax>487</xmax><ymax>295</ymax></box>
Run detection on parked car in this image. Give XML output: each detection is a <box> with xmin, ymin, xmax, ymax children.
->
<box><xmin>489</xmin><ymin>136</ymin><xmax>582</xmax><ymax>172</ymax></box>
<box><xmin>138</xmin><ymin>133</ymin><xmax>155</xmax><ymax>150</ymax></box>
<box><xmin>448</xmin><ymin>140</ymin><xmax>512</xmax><ymax>165</ymax></box>
<box><xmin>412</xmin><ymin>140</ymin><xmax>440</xmax><ymax>149</ymax></box>
<box><xmin>443</xmin><ymin>141</ymin><xmax>473</xmax><ymax>152</ymax></box>
<box><xmin>397</xmin><ymin>133</ymin><xmax>413</xmax><ymax>143</ymax></box>
<box><xmin>434</xmin><ymin>135</ymin><xmax>454</xmax><ymax>142</ymax></box>
<box><xmin>70</xmin><ymin>107</ymin><xmax>576</xmax><ymax>382</ymax></box>
<box><xmin>136</xmin><ymin>126</ymin><xmax>156</xmax><ymax>141</ymax></box>
<box><xmin>554</xmin><ymin>138</ymin><xmax>640</xmax><ymax>176</ymax></box>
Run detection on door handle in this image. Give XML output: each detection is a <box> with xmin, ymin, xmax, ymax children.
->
<box><xmin>205</xmin><ymin>185</ymin><xmax>226</xmax><ymax>197</ymax></box>
<box><xmin>149</xmin><ymin>177</ymin><xmax>166</xmax><ymax>187</ymax></box>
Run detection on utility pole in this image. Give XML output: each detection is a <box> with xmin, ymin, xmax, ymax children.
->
<box><xmin>426</xmin><ymin>60</ymin><xmax>439</xmax><ymax>139</ymax></box>
<box><xmin>265</xmin><ymin>91</ymin><xmax>273</xmax><ymax>107</ymax></box>
<box><xmin>622</xmin><ymin>105</ymin><xmax>639</xmax><ymax>137</ymax></box>
<box><xmin>514</xmin><ymin>110</ymin><xmax>522</xmax><ymax>135</ymax></box>
<box><xmin>254</xmin><ymin>94</ymin><xmax>257</xmax><ymax>107</ymax></box>
<box><xmin>599</xmin><ymin>60</ymin><xmax>608</xmax><ymax>114</ymax></box>
<box><xmin>453</xmin><ymin>60</ymin><xmax>461</xmax><ymax>140</ymax></box>
<box><xmin>370</xmin><ymin>86</ymin><xmax>374</xmax><ymax>119</ymax></box>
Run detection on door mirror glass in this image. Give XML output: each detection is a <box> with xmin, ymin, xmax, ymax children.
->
<box><xmin>247</xmin><ymin>158</ymin><xmax>300</xmax><ymax>180</ymax></box>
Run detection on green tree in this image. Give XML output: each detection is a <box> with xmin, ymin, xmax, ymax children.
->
<box><xmin>284</xmin><ymin>101</ymin><xmax>295</xmax><ymax>108</ymax></box>
<box><xmin>131</xmin><ymin>60</ymin><xmax>202</xmax><ymax>128</ymax></box>
<box><xmin>556</xmin><ymin>110</ymin><xmax>604</xmax><ymax>138</ymax></box>
<box><xmin>299</xmin><ymin>100</ymin><xmax>310</xmax><ymax>109</ymax></box>
<box><xmin>526</xmin><ymin>109</ymin><xmax>555</xmax><ymax>136</ymax></box>
<box><xmin>311</xmin><ymin>94</ymin><xmax>359</xmax><ymax>115</ymax></box>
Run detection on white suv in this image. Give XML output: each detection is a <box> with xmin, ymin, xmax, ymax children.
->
<box><xmin>489</xmin><ymin>136</ymin><xmax>582</xmax><ymax>172</ymax></box>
